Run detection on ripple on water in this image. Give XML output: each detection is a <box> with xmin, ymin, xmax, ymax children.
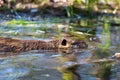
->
<box><xmin>0</xmin><ymin>65</ymin><xmax>29</xmax><ymax>80</ymax></box>
<box><xmin>0</xmin><ymin>53</ymin><xmax>63</xmax><ymax>80</ymax></box>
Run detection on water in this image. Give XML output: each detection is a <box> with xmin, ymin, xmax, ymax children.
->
<box><xmin>0</xmin><ymin>17</ymin><xmax>120</xmax><ymax>80</ymax></box>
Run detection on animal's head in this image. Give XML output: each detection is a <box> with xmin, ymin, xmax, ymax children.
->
<box><xmin>58</xmin><ymin>37</ymin><xmax>88</xmax><ymax>49</ymax></box>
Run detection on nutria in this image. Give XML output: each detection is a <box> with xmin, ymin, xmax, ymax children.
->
<box><xmin>0</xmin><ymin>37</ymin><xmax>88</xmax><ymax>52</ymax></box>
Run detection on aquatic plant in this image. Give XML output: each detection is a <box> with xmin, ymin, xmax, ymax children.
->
<box><xmin>6</xmin><ymin>19</ymin><xmax>39</xmax><ymax>25</ymax></box>
<box><xmin>65</xmin><ymin>0</ymin><xmax>82</xmax><ymax>17</ymax></box>
<box><xmin>65</xmin><ymin>6</ymin><xmax>74</xmax><ymax>17</ymax></box>
<box><xmin>99</xmin><ymin>17</ymin><xmax>111</xmax><ymax>50</ymax></box>
<box><xmin>65</xmin><ymin>0</ymin><xmax>113</xmax><ymax>17</ymax></box>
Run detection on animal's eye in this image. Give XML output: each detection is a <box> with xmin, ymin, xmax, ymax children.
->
<box><xmin>61</xmin><ymin>39</ymin><xmax>67</xmax><ymax>46</ymax></box>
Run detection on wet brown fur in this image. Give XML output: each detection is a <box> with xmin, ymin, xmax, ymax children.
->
<box><xmin>0</xmin><ymin>37</ymin><xmax>88</xmax><ymax>52</ymax></box>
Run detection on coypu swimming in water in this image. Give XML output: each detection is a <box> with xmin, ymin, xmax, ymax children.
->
<box><xmin>0</xmin><ymin>37</ymin><xmax>88</xmax><ymax>52</ymax></box>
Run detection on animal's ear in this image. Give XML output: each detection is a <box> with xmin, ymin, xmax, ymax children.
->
<box><xmin>61</xmin><ymin>39</ymin><xmax>67</xmax><ymax>46</ymax></box>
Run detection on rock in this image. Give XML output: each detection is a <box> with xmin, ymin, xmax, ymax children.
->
<box><xmin>50</xmin><ymin>0</ymin><xmax>67</xmax><ymax>3</ymax></box>
<box><xmin>112</xmin><ymin>53</ymin><xmax>120</xmax><ymax>59</ymax></box>
<box><xmin>30</xmin><ymin>8</ymin><xmax>38</xmax><ymax>13</ymax></box>
<box><xmin>113</xmin><ymin>53</ymin><xmax>120</xmax><ymax>59</ymax></box>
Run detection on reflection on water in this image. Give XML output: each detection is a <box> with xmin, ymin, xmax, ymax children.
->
<box><xmin>0</xmin><ymin>44</ymin><xmax>117</xmax><ymax>80</ymax></box>
<box><xmin>57</xmin><ymin>53</ymin><xmax>80</xmax><ymax>80</ymax></box>
<box><xmin>0</xmin><ymin>53</ymin><xmax>63</xmax><ymax>80</ymax></box>
<box><xmin>18</xmin><ymin>69</ymin><xmax>63</xmax><ymax>80</ymax></box>
<box><xmin>93</xmin><ymin>61</ymin><xmax>113</xmax><ymax>80</ymax></box>
<box><xmin>59</xmin><ymin>68</ymin><xmax>80</xmax><ymax>80</ymax></box>
<box><xmin>0</xmin><ymin>19</ymin><xmax>120</xmax><ymax>80</ymax></box>
<box><xmin>110</xmin><ymin>26</ymin><xmax>120</xmax><ymax>57</ymax></box>
<box><xmin>0</xmin><ymin>66</ymin><xmax>29</xmax><ymax>80</ymax></box>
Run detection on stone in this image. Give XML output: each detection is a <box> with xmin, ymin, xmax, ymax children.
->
<box><xmin>112</xmin><ymin>53</ymin><xmax>120</xmax><ymax>59</ymax></box>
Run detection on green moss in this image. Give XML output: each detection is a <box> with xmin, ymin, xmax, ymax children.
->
<box><xmin>7</xmin><ymin>19</ymin><xmax>26</xmax><ymax>25</ymax></box>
